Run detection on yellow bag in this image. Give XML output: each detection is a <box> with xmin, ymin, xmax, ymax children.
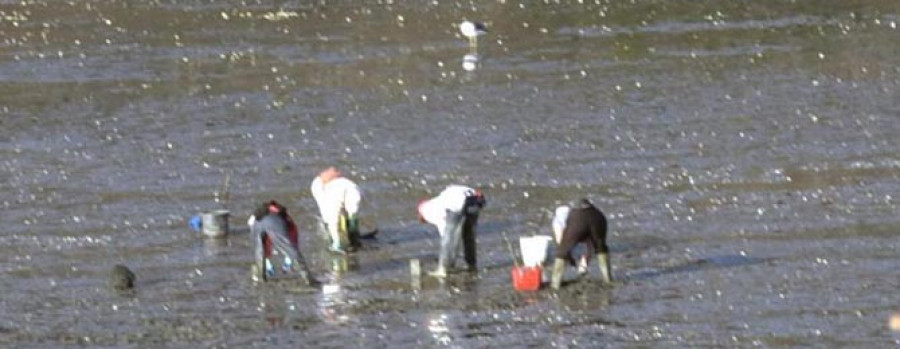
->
<box><xmin>337</xmin><ymin>207</ymin><xmax>350</xmax><ymax>247</ymax></box>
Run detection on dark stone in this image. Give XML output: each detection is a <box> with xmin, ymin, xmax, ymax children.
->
<box><xmin>109</xmin><ymin>265</ymin><xmax>136</xmax><ymax>290</ymax></box>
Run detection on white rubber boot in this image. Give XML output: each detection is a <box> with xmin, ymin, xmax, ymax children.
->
<box><xmin>551</xmin><ymin>258</ymin><xmax>566</xmax><ymax>290</ymax></box>
<box><xmin>597</xmin><ymin>252</ymin><xmax>612</xmax><ymax>284</ymax></box>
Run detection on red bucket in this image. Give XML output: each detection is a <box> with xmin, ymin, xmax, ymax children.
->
<box><xmin>511</xmin><ymin>266</ymin><xmax>542</xmax><ymax>292</ymax></box>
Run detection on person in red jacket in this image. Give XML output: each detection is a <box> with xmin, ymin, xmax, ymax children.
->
<box><xmin>249</xmin><ymin>200</ymin><xmax>318</xmax><ymax>285</ymax></box>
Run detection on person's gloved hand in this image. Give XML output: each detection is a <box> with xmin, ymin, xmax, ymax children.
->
<box><xmin>247</xmin><ymin>215</ymin><xmax>256</xmax><ymax>229</ymax></box>
<box><xmin>577</xmin><ymin>256</ymin><xmax>589</xmax><ymax>275</ymax></box>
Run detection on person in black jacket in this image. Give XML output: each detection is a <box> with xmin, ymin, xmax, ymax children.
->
<box><xmin>551</xmin><ymin>198</ymin><xmax>612</xmax><ymax>289</ymax></box>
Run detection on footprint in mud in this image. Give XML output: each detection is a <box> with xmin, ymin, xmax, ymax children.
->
<box><xmin>626</xmin><ymin>254</ymin><xmax>771</xmax><ymax>281</ymax></box>
<box><xmin>612</xmin><ymin>234</ymin><xmax>671</xmax><ymax>254</ymax></box>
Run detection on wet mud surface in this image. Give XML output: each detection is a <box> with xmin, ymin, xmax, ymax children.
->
<box><xmin>2</xmin><ymin>0</ymin><xmax>899</xmax><ymax>347</ymax></box>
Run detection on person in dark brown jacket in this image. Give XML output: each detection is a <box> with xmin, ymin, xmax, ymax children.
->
<box><xmin>551</xmin><ymin>198</ymin><xmax>612</xmax><ymax>289</ymax></box>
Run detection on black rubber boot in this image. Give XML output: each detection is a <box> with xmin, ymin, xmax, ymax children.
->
<box><xmin>298</xmin><ymin>268</ymin><xmax>321</xmax><ymax>287</ymax></box>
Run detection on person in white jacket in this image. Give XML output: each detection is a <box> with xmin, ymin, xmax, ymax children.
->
<box><xmin>417</xmin><ymin>185</ymin><xmax>486</xmax><ymax>277</ymax></box>
<box><xmin>311</xmin><ymin>167</ymin><xmax>363</xmax><ymax>254</ymax></box>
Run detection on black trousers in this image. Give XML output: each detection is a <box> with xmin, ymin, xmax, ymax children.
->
<box><xmin>462</xmin><ymin>212</ymin><xmax>478</xmax><ymax>268</ymax></box>
<box><xmin>555</xmin><ymin>206</ymin><xmax>608</xmax><ymax>265</ymax></box>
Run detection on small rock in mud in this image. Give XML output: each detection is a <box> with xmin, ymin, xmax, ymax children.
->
<box><xmin>109</xmin><ymin>265</ymin><xmax>136</xmax><ymax>290</ymax></box>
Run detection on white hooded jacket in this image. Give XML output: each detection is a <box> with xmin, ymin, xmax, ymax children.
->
<box><xmin>552</xmin><ymin>205</ymin><xmax>571</xmax><ymax>244</ymax></box>
<box><xmin>418</xmin><ymin>185</ymin><xmax>478</xmax><ymax>237</ymax></box>
<box><xmin>311</xmin><ymin>176</ymin><xmax>362</xmax><ymax>227</ymax></box>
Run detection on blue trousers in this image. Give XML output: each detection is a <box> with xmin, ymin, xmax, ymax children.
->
<box><xmin>252</xmin><ymin>215</ymin><xmax>309</xmax><ymax>273</ymax></box>
<box><xmin>437</xmin><ymin>210</ymin><xmax>479</xmax><ymax>270</ymax></box>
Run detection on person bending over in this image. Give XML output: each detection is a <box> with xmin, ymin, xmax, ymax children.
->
<box><xmin>310</xmin><ymin>167</ymin><xmax>363</xmax><ymax>254</ymax></box>
<box><xmin>418</xmin><ymin>185</ymin><xmax>486</xmax><ymax>277</ymax></box>
<box><xmin>250</xmin><ymin>201</ymin><xmax>319</xmax><ymax>286</ymax></box>
<box><xmin>551</xmin><ymin>198</ymin><xmax>611</xmax><ymax>289</ymax></box>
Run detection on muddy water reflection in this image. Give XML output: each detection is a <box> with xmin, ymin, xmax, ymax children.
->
<box><xmin>318</xmin><ymin>283</ymin><xmax>350</xmax><ymax>326</ymax></box>
<box><xmin>2</xmin><ymin>0</ymin><xmax>900</xmax><ymax>347</ymax></box>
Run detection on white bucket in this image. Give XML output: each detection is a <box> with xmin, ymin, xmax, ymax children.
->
<box><xmin>202</xmin><ymin>210</ymin><xmax>230</xmax><ymax>238</ymax></box>
<box><xmin>520</xmin><ymin>235</ymin><xmax>553</xmax><ymax>267</ymax></box>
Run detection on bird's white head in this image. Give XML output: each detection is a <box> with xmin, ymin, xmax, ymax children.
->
<box><xmin>460</xmin><ymin>20</ymin><xmax>486</xmax><ymax>38</ymax></box>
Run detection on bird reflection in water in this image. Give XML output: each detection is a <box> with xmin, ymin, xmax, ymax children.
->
<box><xmin>462</xmin><ymin>54</ymin><xmax>479</xmax><ymax>72</ymax></box>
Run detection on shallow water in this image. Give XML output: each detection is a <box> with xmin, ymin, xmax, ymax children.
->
<box><xmin>2</xmin><ymin>0</ymin><xmax>899</xmax><ymax>347</ymax></box>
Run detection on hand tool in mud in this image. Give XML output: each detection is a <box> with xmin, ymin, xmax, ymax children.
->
<box><xmin>501</xmin><ymin>230</ymin><xmax>521</xmax><ymax>269</ymax></box>
<box><xmin>410</xmin><ymin>259</ymin><xmax>422</xmax><ymax>290</ymax></box>
<box><xmin>218</xmin><ymin>172</ymin><xmax>231</xmax><ymax>209</ymax></box>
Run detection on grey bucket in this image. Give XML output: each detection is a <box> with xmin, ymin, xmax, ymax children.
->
<box><xmin>202</xmin><ymin>210</ymin><xmax>230</xmax><ymax>238</ymax></box>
